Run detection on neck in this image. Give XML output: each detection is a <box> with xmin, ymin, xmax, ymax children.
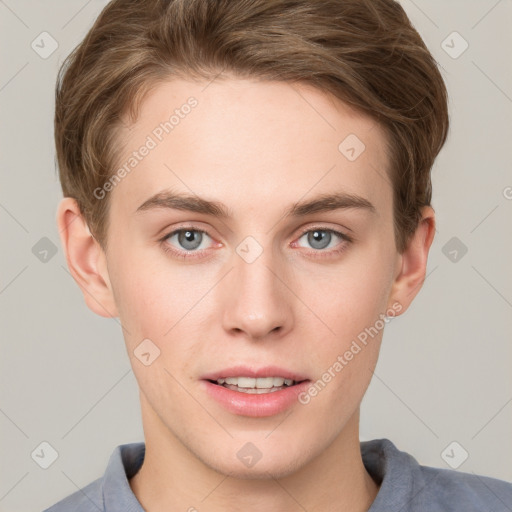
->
<box><xmin>130</xmin><ymin>394</ymin><xmax>379</xmax><ymax>512</ymax></box>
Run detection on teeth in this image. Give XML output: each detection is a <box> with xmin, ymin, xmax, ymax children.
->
<box><xmin>216</xmin><ymin>376</ymin><xmax>296</xmax><ymax>388</ymax></box>
<box><xmin>225</xmin><ymin>386</ymin><xmax>284</xmax><ymax>394</ymax></box>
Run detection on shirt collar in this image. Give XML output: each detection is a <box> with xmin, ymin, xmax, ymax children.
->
<box><xmin>362</xmin><ymin>438</ymin><xmax>418</xmax><ymax>511</ymax></box>
<box><xmin>100</xmin><ymin>438</ymin><xmax>421</xmax><ymax>511</ymax></box>
<box><xmin>102</xmin><ymin>442</ymin><xmax>146</xmax><ymax>512</ymax></box>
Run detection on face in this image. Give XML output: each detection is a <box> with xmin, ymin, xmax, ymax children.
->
<box><xmin>101</xmin><ymin>77</ymin><xmax>402</xmax><ymax>478</ymax></box>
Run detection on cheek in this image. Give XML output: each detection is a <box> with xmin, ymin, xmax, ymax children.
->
<box><xmin>302</xmin><ymin>250</ymin><xmax>393</xmax><ymax>341</ymax></box>
<box><xmin>109</xmin><ymin>251</ymin><xmax>217</xmax><ymax>353</ymax></box>
<box><xmin>110</xmin><ymin>260</ymin><xmax>203</xmax><ymax>400</ymax></box>
<box><xmin>113</xmin><ymin>274</ymin><xmax>167</xmax><ymax>339</ymax></box>
<box><xmin>299</xmin><ymin>281</ymin><xmax>385</xmax><ymax>420</ymax></box>
<box><xmin>296</xmin><ymin>241</ymin><xmax>394</xmax><ymax>378</ymax></box>
<box><xmin>107</xmin><ymin>252</ymin><xmax>175</xmax><ymax>347</ymax></box>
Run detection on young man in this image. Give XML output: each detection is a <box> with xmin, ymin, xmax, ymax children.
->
<box><xmin>47</xmin><ymin>0</ymin><xmax>512</xmax><ymax>510</ymax></box>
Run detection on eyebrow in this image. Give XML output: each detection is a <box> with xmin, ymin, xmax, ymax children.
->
<box><xmin>135</xmin><ymin>189</ymin><xmax>376</xmax><ymax>218</ymax></box>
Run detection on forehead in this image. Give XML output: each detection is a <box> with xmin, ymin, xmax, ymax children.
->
<box><xmin>109</xmin><ymin>77</ymin><xmax>392</xmax><ymax>221</ymax></box>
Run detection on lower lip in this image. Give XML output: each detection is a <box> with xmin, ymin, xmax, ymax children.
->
<box><xmin>201</xmin><ymin>380</ymin><xmax>311</xmax><ymax>417</ymax></box>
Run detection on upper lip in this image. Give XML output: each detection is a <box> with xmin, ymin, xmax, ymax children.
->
<box><xmin>201</xmin><ymin>365</ymin><xmax>310</xmax><ymax>382</ymax></box>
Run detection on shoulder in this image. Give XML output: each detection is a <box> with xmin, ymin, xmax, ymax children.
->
<box><xmin>417</xmin><ymin>464</ymin><xmax>512</xmax><ymax>511</ymax></box>
<box><xmin>42</xmin><ymin>477</ymin><xmax>103</xmax><ymax>512</ymax></box>
<box><xmin>41</xmin><ymin>442</ymin><xmax>145</xmax><ymax>512</ymax></box>
<box><xmin>362</xmin><ymin>438</ymin><xmax>512</xmax><ymax>511</ymax></box>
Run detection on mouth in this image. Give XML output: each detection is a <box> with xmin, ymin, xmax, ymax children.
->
<box><xmin>206</xmin><ymin>376</ymin><xmax>308</xmax><ymax>394</ymax></box>
<box><xmin>200</xmin><ymin>365</ymin><xmax>311</xmax><ymax>416</ymax></box>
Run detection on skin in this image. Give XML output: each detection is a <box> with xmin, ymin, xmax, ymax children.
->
<box><xmin>57</xmin><ymin>77</ymin><xmax>435</xmax><ymax>512</ymax></box>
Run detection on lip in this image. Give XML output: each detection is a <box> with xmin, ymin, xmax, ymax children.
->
<box><xmin>200</xmin><ymin>365</ymin><xmax>311</xmax><ymax>417</ymax></box>
<box><xmin>200</xmin><ymin>365</ymin><xmax>310</xmax><ymax>382</ymax></box>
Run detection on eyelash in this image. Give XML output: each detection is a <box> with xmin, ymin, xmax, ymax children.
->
<box><xmin>158</xmin><ymin>225</ymin><xmax>353</xmax><ymax>260</ymax></box>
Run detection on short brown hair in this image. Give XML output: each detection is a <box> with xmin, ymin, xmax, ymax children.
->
<box><xmin>55</xmin><ymin>0</ymin><xmax>449</xmax><ymax>253</ymax></box>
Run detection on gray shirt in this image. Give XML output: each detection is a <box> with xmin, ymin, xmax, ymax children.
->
<box><xmin>43</xmin><ymin>438</ymin><xmax>512</xmax><ymax>511</ymax></box>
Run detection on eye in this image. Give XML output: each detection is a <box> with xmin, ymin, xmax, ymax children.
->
<box><xmin>159</xmin><ymin>225</ymin><xmax>352</xmax><ymax>260</ymax></box>
<box><xmin>294</xmin><ymin>227</ymin><xmax>352</xmax><ymax>255</ymax></box>
<box><xmin>160</xmin><ymin>227</ymin><xmax>214</xmax><ymax>257</ymax></box>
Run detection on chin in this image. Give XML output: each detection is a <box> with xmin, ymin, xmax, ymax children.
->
<box><xmin>195</xmin><ymin>437</ymin><xmax>315</xmax><ymax>480</ymax></box>
<box><xmin>209</xmin><ymin>456</ymin><xmax>305</xmax><ymax>480</ymax></box>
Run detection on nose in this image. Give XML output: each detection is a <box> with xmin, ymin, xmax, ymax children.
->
<box><xmin>220</xmin><ymin>244</ymin><xmax>293</xmax><ymax>341</ymax></box>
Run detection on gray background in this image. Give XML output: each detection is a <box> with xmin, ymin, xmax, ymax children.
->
<box><xmin>1</xmin><ymin>1</ymin><xmax>511</xmax><ymax>510</ymax></box>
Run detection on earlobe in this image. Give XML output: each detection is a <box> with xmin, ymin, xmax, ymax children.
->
<box><xmin>387</xmin><ymin>206</ymin><xmax>436</xmax><ymax>315</ymax></box>
<box><xmin>56</xmin><ymin>197</ymin><xmax>119</xmax><ymax>318</ymax></box>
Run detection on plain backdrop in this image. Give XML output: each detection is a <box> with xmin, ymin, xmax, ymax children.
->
<box><xmin>1</xmin><ymin>1</ymin><xmax>511</xmax><ymax>510</ymax></box>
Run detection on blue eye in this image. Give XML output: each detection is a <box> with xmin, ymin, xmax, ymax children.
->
<box><xmin>159</xmin><ymin>225</ymin><xmax>352</xmax><ymax>260</ymax></box>
<box><xmin>297</xmin><ymin>229</ymin><xmax>343</xmax><ymax>250</ymax></box>
<box><xmin>294</xmin><ymin>227</ymin><xmax>352</xmax><ymax>255</ymax></box>
<box><xmin>163</xmin><ymin>229</ymin><xmax>212</xmax><ymax>252</ymax></box>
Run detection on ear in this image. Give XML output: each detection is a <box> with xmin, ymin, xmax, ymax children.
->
<box><xmin>56</xmin><ymin>197</ymin><xmax>119</xmax><ymax>318</ymax></box>
<box><xmin>386</xmin><ymin>206</ymin><xmax>436</xmax><ymax>315</ymax></box>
